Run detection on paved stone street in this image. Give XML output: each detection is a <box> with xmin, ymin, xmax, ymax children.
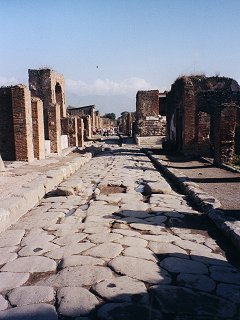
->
<box><xmin>0</xmin><ymin>141</ymin><xmax>240</xmax><ymax>319</ymax></box>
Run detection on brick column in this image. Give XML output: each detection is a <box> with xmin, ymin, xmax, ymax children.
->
<box><xmin>48</xmin><ymin>103</ymin><xmax>61</xmax><ymax>154</ymax></box>
<box><xmin>86</xmin><ymin>115</ymin><xmax>92</xmax><ymax>138</ymax></box>
<box><xmin>77</xmin><ymin>118</ymin><xmax>84</xmax><ymax>147</ymax></box>
<box><xmin>69</xmin><ymin>117</ymin><xmax>78</xmax><ymax>147</ymax></box>
<box><xmin>220</xmin><ymin>106</ymin><xmax>237</xmax><ymax>163</ymax></box>
<box><xmin>11</xmin><ymin>85</ymin><xmax>34</xmax><ymax>162</ymax></box>
<box><xmin>31</xmin><ymin>97</ymin><xmax>45</xmax><ymax>160</ymax></box>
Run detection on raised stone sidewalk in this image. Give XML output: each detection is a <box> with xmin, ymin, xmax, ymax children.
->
<box><xmin>0</xmin><ymin>148</ymin><xmax>93</xmax><ymax>233</ymax></box>
<box><xmin>144</xmin><ymin>149</ymin><xmax>240</xmax><ymax>251</ymax></box>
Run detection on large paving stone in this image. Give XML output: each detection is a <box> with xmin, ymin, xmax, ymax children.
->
<box><xmin>0</xmin><ymin>296</ymin><xmax>7</xmax><ymax>311</ymax></box>
<box><xmin>37</xmin><ymin>266</ymin><xmax>113</xmax><ymax>287</ymax></box>
<box><xmin>7</xmin><ymin>286</ymin><xmax>55</xmax><ymax>306</ymax></box>
<box><xmin>216</xmin><ymin>283</ymin><xmax>240</xmax><ymax>303</ymax></box>
<box><xmin>148</xmin><ymin>242</ymin><xmax>188</xmax><ymax>256</ymax></box>
<box><xmin>94</xmin><ymin>276</ymin><xmax>148</xmax><ymax>303</ymax></box>
<box><xmin>52</xmin><ymin>233</ymin><xmax>87</xmax><ymax>246</ymax></box>
<box><xmin>114</xmin><ymin>236</ymin><xmax>147</xmax><ymax>247</ymax></box>
<box><xmin>145</xmin><ymin>181</ymin><xmax>172</xmax><ymax>195</ymax></box>
<box><xmin>84</xmin><ymin>226</ymin><xmax>110</xmax><ymax>234</ymax></box>
<box><xmin>209</xmin><ymin>266</ymin><xmax>240</xmax><ymax>284</ymax></box>
<box><xmin>130</xmin><ymin>223</ymin><xmax>165</xmax><ymax>233</ymax></box>
<box><xmin>123</xmin><ymin>246</ymin><xmax>157</xmax><ymax>262</ymax></box>
<box><xmin>21</xmin><ymin>229</ymin><xmax>54</xmax><ymax>246</ymax></box>
<box><xmin>108</xmin><ymin>256</ymin><xmax>171</xmax><ymax>284</ymax></box>
<box><xmin>117</xmin><ymin>210</ymin><xmax>151</xmax><ymax>219</ymax></box>
<box><xmin>0</xmin><ymin>303</ymin><xmax>58</xmax><ymax>320</ymax></box>
<box><xmin>0</xmin><ymin>252</ymin><xmax>17</xmax><ymax>265</ymax></box>
<box><xmin>160</xmin><ymin>257</ymin><xmax>208</xmax><ymax>274</ymax></box>
<box><xmin>173</xmin><ymin>239</ymin><xmax>212</xmax><ymax>253</ymax></box>
<box><xmin>0</xmin><ymin>272</ymin><xmax>29</xmax><ymax>291</ymax></box>
<box><xmin>177</xmin><ymin>273</ymin><xmax>216</xmax><ymax>292</ymax></box>
<box><xmin>190</xmin><ymin>251</ymin><xmax>229</xmax><ymax>266</ymax></box>
<box><xmin>97</xmin><ymin>302</ymin><xmax>163</xmax><ymax>320</ymax></box>
<box><xmin>141</xmin><ymin>234</ymin><xmax>179</xmax><ymax>243</ymax></box>
<box><xmin>61</xmin><ymin>255</ymin><xmax>105</xmax><ymax>268</ymax></box>
<box><xmin>150</xmin><ymin>285</ymin><xmax>236</xmax><ymax>318</ymax></box>
<box><xmin>87</xmin><ymin>233</ymin><xmax>122</xmax><ymax>244</ymax></box>
<box><xmin>113</xmin><ymin>229</ymin><xmax>141</xmax><ymax>237</ymax></box>
<box><xmin>82</xmin><ymin>243</ymin><xmax>123</xmax><ymax>259</ymax></box>
<box><xmin>18</xmin><ymin>241</ymin><xmax>60</xmax><ymax>257</ymax></box>
<box><xmin>1</xmin><ymin>256</ymin><xmax>56</xmax><ymax>273</ymax></box>
<box><xmin>45</xmin><ymin>242</ymin><xmax>95</xmax><ymax>259</ymax></box>
<box><xmin>57</xmin><ymin>287</ymin><xmax>99</xmax><ymax>317</ymax></box>
<box><xmin>0</xmin><ymin>230</ymin><xmax>25</xmax><ymax>247</ymax></box>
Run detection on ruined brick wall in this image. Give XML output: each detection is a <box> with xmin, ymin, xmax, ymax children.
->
<box><xmin>77</xmin><ymin>118</ymin><xmax>84</xmax><ymax>147</ymax></box>
<box><xmin>100</xmin><ymin>117</ymin><xmax>117</xmax><ymax>128</ymax></box>
<box><xmin>167</xmin><ymin>75</ymin><xmax>240</xmax><ymax>163</ymax></box>
<box><xmin>61</xmin><ymin>117</ymin><xmax>78</xmax><ymax>147</ymax></box>
<box><xmin>31</xmin><ymin>97</ymin><xmax>45</xmax><ymax>160</ymax></box>
<box><xmin>196</xmin><ymin>111</ymin><xmax>211</xmax><ymax>155</ymax></box>
<box><xmin>220</xmin><ymin>106</ymin><xmax>238</xmax><ymax>163</ymax></box>
<box><xmin>48</xmin><ymin>103</ymin><xmax>61</xmax><ymax>154</ymax></box>
<box><xmin>29</xmin><ymin>69</ymin><xmax>66</xmax><ymax>144</ymax></box>
<box><xmin>136</xmin><ymin>90</ymin><xmax>165</xmax><ymax>137</ymax></box>
<box><xmin>0</xmin><ymin>87</ymin><xmax>15</xmax><ymax>160</ymax></box>
<box><xmin>11</xmin><ymin>85</ymin><xmax>34</xmax><ymax>162</ymax></box>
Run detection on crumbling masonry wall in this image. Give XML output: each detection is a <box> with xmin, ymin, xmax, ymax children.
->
<box><xmin>11</xmin><ymin>85</ymin><xmax>34</xmax><ymax>162</ymax></box>
<box><xmin>166</xmin><ymin>76</ymin><xmax>240</xmax><ymax>164</ymax></box>
<box><xmin>48</xmin><ymin>103</ymin><xmax>61</xmax><ymax>154</ymax></box>
<box><xmin>29</xmin><ymin>69</ymin><xmax>66</xmax><ymax>153</ymax></box>
<box><xmin>0</xmin><ymin>87</ymin><xmax>15</xmax><ymax>160</ymax></box>
<box><xmin>77</xmin><ymin>118</ymin><xmax>84</xmax><ymax>147</ymax></box>
<box><xmin>61</xmin><ymin>117</ymin><xmax>78</xmax><ymax>147</ymax></box>
<box><xmin>31</xmin><ymin>97</ymin><xmax>45</xmax><ymax>160</ymax></box>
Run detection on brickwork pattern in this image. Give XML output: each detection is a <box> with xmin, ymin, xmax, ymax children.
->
<box><xmin>31</xmin><ymin>97</ymin><xmax>45</xmax><ymax>160</ymax></box>
<box><xmin>136</xmin><ymin>90</ymin><xmax>166</xmax><ymax>137</ymax></box>
<box><xmin>48</xmin><ymin>103</ymin><xmax>61</xmax><ymax>154</ymax></box>
<box><xmin>11</xmin><ymin>85</ymin><xmax>34</xmax><ymax>162</ymax></box>
<box><xmin>0</xmin><ymin>87</ymin><xmax>15</xmax><ymax>160</ymax></box>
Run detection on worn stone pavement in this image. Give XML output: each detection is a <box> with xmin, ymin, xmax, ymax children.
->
<box><xmin>0</xmin><ymin>142</ymin><xmax>240</xmax><ymax>319</ymax></box>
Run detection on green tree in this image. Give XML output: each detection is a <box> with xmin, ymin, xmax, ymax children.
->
<box><xmin>103</xmin><ymin>113</ymin><xmax>116</xmax><ymax>120</ymax></box>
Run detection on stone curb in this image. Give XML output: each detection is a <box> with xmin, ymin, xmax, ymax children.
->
<box><xmin>201</xmin><ymin>157</ymin><xmax>240</xmax><ymax>175</ymax></box>
<box><xmin>143</xmin><ymin>149</ymin><xmax>240</xmax><ymax>251</ymax></box>
<box><xmin>0</xmin><ymin>152</ymin><xmax>93</xmax><ymax>233</ymax></box>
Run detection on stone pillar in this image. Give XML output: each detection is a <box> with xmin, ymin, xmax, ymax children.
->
<box><xmin>0</xmin><ymin>154</ymin><xmax>5</xmax><ymax>171</ymax></box>
<box><xmin>0</xmin><ymin>87</ymin><xmax>15</xmax><ymax>160</ymax></box>
<box><xmin>196</xmin><ymin>111</ymin><xmax>211</xmax><ymax>156</ymax></box>
<box><xmin>48</xmin><ymin>103</ymin><xmax>61</xmax><ymax>154</ymax></box>
<box><xmin>86</xmin><ymin>115</ymin><xmax>92</xmax><ymax>138</ymax></box>
<box><xmin>77</xmin><ymin>118</ymin><xmax>84</xmax><ymax>147</ymax></box>
<box><xmin>220</xmin><ymin>106</ymin><xmax>237</xmax><ymax>163</ymax></box>
<box><xmin>31</xmin><ymin>97</ymin><xmax>45</xmax><ymax>160</ymax></box>
<box><xmin>11</xmin><ymin>85</ymin><xmax>34</xmax><ymax>162</ymax></box>
<box><xmin>213</xmin><ymin>108</ymin><xmax>222</xmax><ymax>166</ymax></box>
<box><xmin>69</xmin><ymin>117</ymin><xmax>78</xmax><ymax>147</ymax></box>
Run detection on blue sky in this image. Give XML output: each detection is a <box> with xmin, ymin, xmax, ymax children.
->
<box><xmin>0</xmin><ymin>0</ymin><xmax>240</xmax><ymax>115</ymax></box>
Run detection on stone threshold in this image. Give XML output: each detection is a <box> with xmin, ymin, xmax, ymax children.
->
<box><xmin>143</xmin><ymin>149</ymin><xmax>240</xmax><ymax>252</ymax></box>
<box><xmin>0</xmin><ymin>152</ymin><xmax>93</xmax><ymax>233</ymax></box>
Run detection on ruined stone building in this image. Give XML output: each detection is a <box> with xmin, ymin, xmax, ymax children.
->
<box><xmin>100</xmin><ymin>117</ymin><xmax>117</xmax><ymax>129</ymax></box>
<box><xmin>0</xmin><ymin>68</ymin><xmax>95</xmax><ymax>162</ymax></box>
<box><xmin>166</xmin><ymin>75</ymin><xmax>240</xmax><ymax>164</ymax></box>
<box><xmin>29</xmin><ymin>69</ymin><xmax>67</xmax><ymax>154</ymax></box>
<box><xmin>67</xmin><ymin>105</ymin><xmax>101</xmax><ymax>139</ymax></box>
<box><xmin>118</xmin><ymin>112</ymin><xmax>136</xmax><ymax>136</ymax></box>
<box><xmin>135</xmin><ymin>90</ymin><xmax>167</xmax><ymax>145</ymax></box>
